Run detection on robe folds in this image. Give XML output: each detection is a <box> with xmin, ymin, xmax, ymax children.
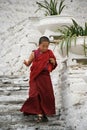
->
<box><xmin>20</xmin><ymin>48</ymin><xmax>57</xmax><ymax>115</ymax></box>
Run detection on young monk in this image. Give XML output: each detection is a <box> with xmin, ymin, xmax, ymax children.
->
<box><xmin>20</xmin><ymin>36</ymin><xmax>57</xmax><ymax>123</ymax></box>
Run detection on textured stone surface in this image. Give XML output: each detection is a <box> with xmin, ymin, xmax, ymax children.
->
<box><xmin>0</xmin><ymin>0</ymin><xmax>87</xmax><ymax>130</ymax></box>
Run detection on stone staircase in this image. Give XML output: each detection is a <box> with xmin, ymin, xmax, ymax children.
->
<box><xmin>0</xmin><ymin>75</ymin><xmax>67</xmax><ymax>130</ymax></box>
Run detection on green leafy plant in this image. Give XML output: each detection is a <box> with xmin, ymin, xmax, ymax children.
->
<box><xmin>36</xmin><ymin>0</ymin><xmax>66</xmax><ymax>16</ymax></box>
<box><xmin>58</xmin><ymin>19</ymin><xmax>87</xmax><ymax>56</ymax></box>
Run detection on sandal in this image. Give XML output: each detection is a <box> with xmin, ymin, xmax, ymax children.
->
<box><xmin>23</xmin><ymin>112</ymin><xmax>30</xmax><ymax>116</ymax></box>
<box><xmin>36</xmin><ymin>115</ymin><xmax>48</xmax><ymax>123</ymax></box>
<box><xmin>43</xmin><ymin>115</ymin><xmax>48</xmax><ymax>122</ymax></box>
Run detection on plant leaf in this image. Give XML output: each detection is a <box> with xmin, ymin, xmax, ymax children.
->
<box><xmin>35</xmin><ymin>0</ymin><xmax>65</xmax><ymax>15</ymax></box>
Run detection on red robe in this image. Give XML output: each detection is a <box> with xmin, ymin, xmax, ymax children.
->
<box><xmin>20</xmin><ymin>48</ymin><xmax>57</xmax><ymax>115</ymax></box>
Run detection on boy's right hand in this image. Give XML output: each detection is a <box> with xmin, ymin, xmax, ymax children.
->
<box><xmin>23</xmin><ymin>60</ymin><xmax>29</xmax><ymax>66</ymax></box>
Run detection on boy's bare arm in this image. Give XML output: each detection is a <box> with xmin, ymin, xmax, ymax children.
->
<box><xmin>24</xmin><ymin>52</ymin><xmax>34</xmax><ymax>66</ymax></box>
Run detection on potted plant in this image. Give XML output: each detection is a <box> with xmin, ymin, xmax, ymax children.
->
<box><xmin>58</xmin><ymin>19</ymin><xmax>87</xmax><ymax>57</ymax></box>
<box><xmin>35</xmin><ymin>0</ymin><xmax>74</xmax><ymax>34</ymax></box>
<box><xmin>36</xmin><ymin>0</ymin><xmax>65</xmax><ymax>16</ymax></box>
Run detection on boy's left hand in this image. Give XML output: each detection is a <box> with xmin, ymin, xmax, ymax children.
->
<box><xmin>49</xmin><ymin>58</ymin><xmax>55</xmax><ymax>66</ymax></box>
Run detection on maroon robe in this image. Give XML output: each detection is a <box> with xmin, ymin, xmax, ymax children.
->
<box><xmin>20</xmin><ymin>48</ymin><xmax>57</xmax><ymax>115</ymax></box>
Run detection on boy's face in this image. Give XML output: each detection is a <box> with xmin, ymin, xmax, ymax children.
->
<box><xmin>39</xmin><ymin>42</ymin><xmax>49</xmax><ymax>52</ymax></box>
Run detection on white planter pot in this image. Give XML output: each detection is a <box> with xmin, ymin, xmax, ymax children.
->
<box><xmin>58</xmin><ymin>46</ymin><xmax>67</xmax><ymax>57</ymax></box>
<box><xmin>36</xmin><ymin>16</ymin><xmax>74</xmax><ymax>34</ymax></box>
<box><xmin>70</xmin><ymin>36</ymin><xmax>87</xmax><ymax>55</ymax></box>
<box><xmin>58</xmin><ymin>36</ymin><xmax>87</xmax><ymax>57</ymax></box>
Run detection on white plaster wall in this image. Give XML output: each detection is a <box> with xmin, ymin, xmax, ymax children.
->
<box><xmin>0</xmin><ymin>0</ymin><xmax>87</xmax><ymax>129</ymax></box>
<box><xmin>60</xmin><ymin>63</ymin><xmax>87</xmax><ymax>130</ymax></box>
<box><xmin>0</xmin><ymin>0</ymin><xmax>87</xmax><ymax>75</ymax></box>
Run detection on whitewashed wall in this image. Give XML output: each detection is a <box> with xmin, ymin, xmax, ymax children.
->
<box><xmin>0</xmin><ymin>0</ymin><xmax>87</xmax><ymax>75</ymax></box>
<box><xmin>0</xmin><ymin>0</ymin><xmax>87</xmax><ymax>129</ymax></box>
<box><xmin>60</xmin><ymin>62</ymin><xmax>87</xmax><ymax>130</ymax></box>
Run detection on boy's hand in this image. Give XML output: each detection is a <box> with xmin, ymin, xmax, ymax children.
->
<box><xmin>23</xmin><ymin>52</ymin><xmax>34</xmax><ymax>67</ymax></box>
<box><xmin>49</xmin><ymin>58</ymin><xmax>55</xmax><ymax>66</ymax></box>
<box><xmin>23</xmin><ymin>60</ymin><xmax>29</xmax><ymax>66</ymax></box>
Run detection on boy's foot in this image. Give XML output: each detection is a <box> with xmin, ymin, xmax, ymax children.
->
<box><xmin>23</xmin><ymin>112</ymin><xmax>30</xmax><ymax>116</ymax></box>
<box><xmin>36</xmin><ymin>115</ymin><xmax>48</xmax><ymax>123</ymax></box>
<box><xmin>43</xmin><ymin>115</ymin><xmax>48</xmax><ymax>122</ymax></box>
